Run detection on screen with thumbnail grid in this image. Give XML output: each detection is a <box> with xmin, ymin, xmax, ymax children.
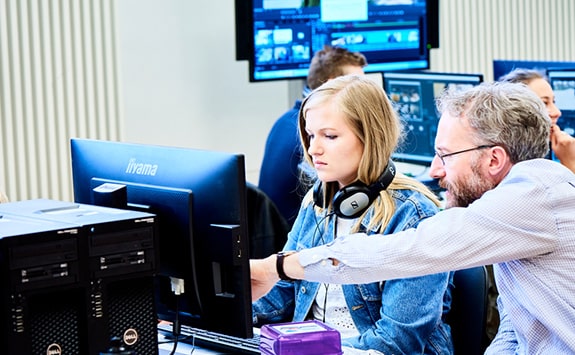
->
<box><xmin>383</xmin><ymin>71</ymin><xmax>484</xmax><ymax>165</ymax></box>
<box><xmin>250</xmin><ymin>0</ymin><xmax>431</xmax><ymax>82</ymax></box>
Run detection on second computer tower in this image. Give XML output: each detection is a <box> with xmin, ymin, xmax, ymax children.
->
<box><xmin>0</xmin><ymin>199</ymin><xmax>160</xmax><ymax>355</ymax></box>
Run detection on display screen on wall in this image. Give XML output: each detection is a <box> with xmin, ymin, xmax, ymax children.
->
<box><xmin>245</xmin><ymin>0</ymin><xmax>434</xmax><ymax>82</ymax></box>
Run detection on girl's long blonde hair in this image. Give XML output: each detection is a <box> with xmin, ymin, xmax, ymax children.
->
<box><xmin>298</xmin><ymin>75</ymin><xmax>440</xmax><ymax>233</ymax></box>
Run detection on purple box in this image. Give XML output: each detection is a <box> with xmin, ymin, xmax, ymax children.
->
<box><xmin>259</xmin><ymin>320</ymin><xmax>342</xmax><ymax>355</ymax></box>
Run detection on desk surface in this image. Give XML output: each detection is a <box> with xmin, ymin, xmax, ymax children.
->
<box><xmin>157</xmin><ymin>320</ymin><xmax>260</xmax><ymax>355</ymax></box>
<box><xmin>158</xmin><ymin>333</ymin><xmax>230</xmax><ymax>355</ymax></box>
<box><xmin>159</xmin><ymin>343</ymin><xmax>227</xmax><ymax>355</ymax></box>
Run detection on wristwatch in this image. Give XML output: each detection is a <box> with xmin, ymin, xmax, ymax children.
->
<box><xmin>276</xmin><ymin>251</ymin><xmax>297</xmax><ymax>282</ymax></box>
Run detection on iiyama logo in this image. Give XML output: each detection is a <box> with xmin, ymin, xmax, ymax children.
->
<box><xmin>46</xmin><ymin>343</ymin><xmax>62</xmax><ymax>355</ymax></box>
<box><xmin>123</xmin><ymin>328</ymin><xmax>139</xmax><ymax>346</ymax></box>
<box><xmin>125</xmin><ymin>158</ymin><xmax>158</xmax><ymax>176</ymax></box>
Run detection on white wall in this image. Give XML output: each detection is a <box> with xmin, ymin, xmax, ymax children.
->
<box><xmin>116</xmin><ymin>0</ymin><xmax>296</xmax><ymax>184</ymax></box>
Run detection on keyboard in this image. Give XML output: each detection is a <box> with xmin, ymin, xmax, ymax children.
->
<box><xmin>158</xmin><ymin>321</ymin><xmax>260</xmax><ymax>354</ymax></box>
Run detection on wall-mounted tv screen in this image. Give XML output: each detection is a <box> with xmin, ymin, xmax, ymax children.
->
<box><xmin>248</xmin><ymin>0</ymin><xmax>433</xmax><ymax>82</ymax></box>
<box><xmin>383</xmin><ymin>71</ymin><xmax>484</xmax><ymax>166</ymax></box>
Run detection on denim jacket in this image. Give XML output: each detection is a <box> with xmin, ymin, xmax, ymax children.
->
<box><xmin>253</xmin><ymin>188</ymin><xmax>454</xmax><ymax>354</ymax></box>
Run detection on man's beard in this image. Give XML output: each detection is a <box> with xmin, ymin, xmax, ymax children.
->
<box><xmin>442</xmin><ymin>163</ymin><xmax>496</xmax><ymax>209</ymax></box>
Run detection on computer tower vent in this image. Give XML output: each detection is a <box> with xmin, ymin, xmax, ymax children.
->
<box><xmin>28</xmin><ymin>289</ymin><xmax>85</xmax><ymax>355</ymax></box>
<box><xmin>100</xmin><ymin>277</ymin><xmax>158</xmax><ymax>355</ymax></box>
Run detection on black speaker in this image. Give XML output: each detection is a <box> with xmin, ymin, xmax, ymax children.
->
<box><xmin>427</xmin><ymin>0</ymin><xmax>440</xmax><ymax>49</ymax></box>
<box><xmin>234</xmin><ymin>0</ymin><xmax>253</xmax><ymax>61</ymax></box>
<box><xmin>88</xmin><ymin>276</ymin><xmax>158</xmax><ymax>355</ymax></box>
<box><xmin>313</xmin><ymin>160</ymin><xmax>396</xmax><ymax>219</ymax></box>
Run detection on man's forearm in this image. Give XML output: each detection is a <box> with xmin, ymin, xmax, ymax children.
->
<box><xmin>282</xmin><ymin>252</ymin><xmax>305</xmax><ymax>280</ymax></box>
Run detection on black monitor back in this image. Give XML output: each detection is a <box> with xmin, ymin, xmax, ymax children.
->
<box><xmin>70</xmin><ymin>138</ymin><xmax>253</xmax><ymax>339</ymax></box>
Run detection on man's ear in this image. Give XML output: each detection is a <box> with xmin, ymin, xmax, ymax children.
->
<box><xmin>488</xmin><ymin>145</ymin><xmax>512</xmax><ymax>177</ymax></box>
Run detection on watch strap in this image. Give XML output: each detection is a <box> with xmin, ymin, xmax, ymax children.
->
<box><xmin>276</xmin><ymin>251</ymin><xmax>296</xmax><ymax>282</ymax></box>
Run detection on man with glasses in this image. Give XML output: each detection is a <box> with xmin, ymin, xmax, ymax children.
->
<box><xmin>251</xmin><ymin>81</ymin><xmax>575</xmax><ymax>353</ymax></box>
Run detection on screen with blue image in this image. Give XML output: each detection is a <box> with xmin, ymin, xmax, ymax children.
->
<box><xmin>250</xmin><ymin>0</ymin><xmax>431</xmax><ymax>82</ymax></box>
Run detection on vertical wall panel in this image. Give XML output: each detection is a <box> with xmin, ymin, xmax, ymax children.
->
<box><xmin>0</xmin><ymin>0</ymin><xmax>123</xmax><ymax>202</ymax></box>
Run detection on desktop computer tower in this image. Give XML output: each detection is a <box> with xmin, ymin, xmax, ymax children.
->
<box><xmin>87</xmin><ymin>273</ymin><xmax>158</xmax><ymax>355</ymax></box>
<box><xmin>26</xmin><ymin>286</ymin><xmax>88</xmax><ymax>355</ymax></box>
<box><xmin>0</xmin><ymin>213</ymin><xmax>87</xmax><ymax>354</ymax></box>
<box><xmin>0</xmin><ymin>199</ymin><xmax>160</xmax><ymax>355</ymax></box>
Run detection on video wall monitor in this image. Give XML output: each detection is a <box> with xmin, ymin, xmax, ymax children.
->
<box><xmin>249</xmin><ymin>0</ymin><xmax>432</xmax><ymax>82</ymax></box>
<box><xmin>382</xmin><ymin>71</ymin><xmax>484</xmax><ymax>166</ymax></box>
<box><xmin>70</xmin><ymin>139</ymin><xmax>253</xmax><ymax>339</ymax></box>
<box><xmin>547</xmin><ymin>68</ymin><xmax>575</xmax><ymax>138</ymax></box>
<box><xmin>492</xmin><ymin>59</ymin><xmax>575</xmax><ymax>82</ymax></box>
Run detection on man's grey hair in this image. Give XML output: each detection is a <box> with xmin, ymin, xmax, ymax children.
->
<box><xmin>437</xmin><ymin>81</ymin><xmax>551</xmax><ymax>163</ymax></box>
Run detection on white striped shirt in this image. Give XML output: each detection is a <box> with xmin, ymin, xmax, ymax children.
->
<box><xmin>298</xmin><ymin>159</ymin><xmax>575</xmax><ymax>353</ymax></box>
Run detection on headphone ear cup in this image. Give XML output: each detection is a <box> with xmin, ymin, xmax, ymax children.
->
<box><xmin>312</xmin><ymin>159</ymin><xmax>396</xmax><ymax>218</ymax></box>
<box><xmin>332</xmin><ymin>183</ymin><xmax>372</xmax><ymax>219</ymax></box>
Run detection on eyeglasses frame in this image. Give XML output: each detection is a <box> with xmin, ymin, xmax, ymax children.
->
<box><xmin>435</xmin><ymin>144</ymin><xmax>496</xmax><ymax>165</ymax></box>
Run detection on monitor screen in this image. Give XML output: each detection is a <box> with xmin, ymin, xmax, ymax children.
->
<box><xmin>383</xmin><ymin>71</ymin><xmax>484</xmax><ymax>165</ymax></box>
<box><xmin>492</xmin><ymin>59</ymin><xmax>575</xmax><ymax>82</ymax></box>
<box><xmin>548</xmin><ymin>68</ymin><xmax>575</xmax><ymax>137</ymax></box>
<box><xmin>70</xmin><ymin>139</ymin><xmax>253</xmax><ymax>339</ymax></box>
<box><xmin>249</xmin><ymin>0</ymin><xmax>431</xmax><ymax>82</ymax></box>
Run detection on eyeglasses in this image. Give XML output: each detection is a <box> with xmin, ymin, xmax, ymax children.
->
<box><xmin>435</xmin><ymin>145</ymin><xmax>496</xmax><ymax>165</ymax></box>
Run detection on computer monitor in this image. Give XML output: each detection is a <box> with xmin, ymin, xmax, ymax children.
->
<box><xmin>492</xmin><ymin>59</ymin><xmax>575</xmax><ymax>82</ymax></box>
<box><xmin>547</xmin><ymin>68</ymin><xmax>575</xmax><ymax>137</ymax></box>
<box><xmin>382</xmin><ymin>71</ymin><xmax>484</xmax><ymax>166</ymax></box>
<box><xmin>249</xmin><ymin>0</ymin><xmax>433</xmax><ymax>82</ymax></box>
<box><xmin>70</xmin><ymin>138</ymin><xmax>253</xmax><ymax>339</ymax></box>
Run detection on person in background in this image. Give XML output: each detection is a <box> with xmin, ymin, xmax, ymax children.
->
<box><xmin>0</xmin><ymin>190</ymin><xmax>8</xmax><ymax>203</ymax></box>
<box><xmin>258</xmin><ymin>46</ymin><xmax>367</xmax><ymax>227</ymax></box>
<box><xmin>499</xmin><ymin>68</ymin><xmax>575</xmax><ymax>172</ymax></box>
<box><xmin>253</xmin><ymin>75</ymin><xmax>454</xmax><ymax>354</ymax></box>
<box><xmin>251</xmin><ymin>81</ymin><xmax>575</xmax><ymax>354</ymax></box>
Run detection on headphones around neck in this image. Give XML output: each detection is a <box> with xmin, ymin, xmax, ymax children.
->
<box><xmin>313</xmin><ymin>160</ymin><xmax>396</xmax><ymax>219</ymax></box>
